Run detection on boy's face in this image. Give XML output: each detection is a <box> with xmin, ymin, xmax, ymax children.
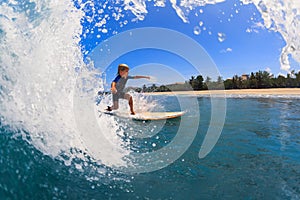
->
<box><xmin>120</xmin><ymin>69</ymin><xmax>129</xmax><ymax>78</ymax></box>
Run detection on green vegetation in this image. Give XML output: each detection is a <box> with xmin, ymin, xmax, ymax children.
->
<box><xmin>132</xmin><ymin>70</ymin><xmax>300</xmax><ymax>92</ymax></box>
<box><xmin>224</xmin><ymin>70</ymin><xmax>300</xmax><ymax>89</ymax></box>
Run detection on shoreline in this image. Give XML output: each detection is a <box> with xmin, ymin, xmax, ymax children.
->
<box><xmin>144</xmin><ymin>88</ymin><xmax>300</xmax><ymax>96</ymax></box>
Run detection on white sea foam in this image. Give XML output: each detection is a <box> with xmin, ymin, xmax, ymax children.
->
<box><xmin>241</xmin><ymin>0</ymin><xmax>300</xmax><ymax>72</ymax></box>
<box><xmin>0</xmin><ymin>0</ymin><xmax>131</xmax><ymax>173</ymax></box>
<box><xmin>0</xmin><ymin>0</ymin><xmax>84</xmax><ymax>156</ymax></box>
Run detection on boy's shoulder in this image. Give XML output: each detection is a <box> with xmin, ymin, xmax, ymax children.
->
<box><xmin>113</xmin><ymin>75</ymin><xmax>122</xmax><ymax>82</ymax></box>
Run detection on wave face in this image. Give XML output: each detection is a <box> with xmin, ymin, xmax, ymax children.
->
<box><xmin>0</xmin><ymin>0</ymin><xmax>133</xmax><ymax>178</ymax></box>
<box><xmin>0</xmin><ymin>0</ymin><xmax>85</xmax><ymax>157</ymax></box>
<box><xmin>0</xmin><ymin>0</ymin><xmax>164</xmax><ymax>179</ymax></box>
<box><xmin>0</xmin><ymin>0</ymin><xmax>299</xmax><ymax>183</ymax></box>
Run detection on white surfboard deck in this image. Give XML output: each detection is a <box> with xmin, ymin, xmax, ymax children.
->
<box><xmin>101</xmin><ymin>110</ymin><xmax>185</xmax><ymax>121</ymax></box>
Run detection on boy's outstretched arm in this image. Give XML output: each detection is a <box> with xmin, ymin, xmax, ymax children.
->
<box><xmin>134</xmin><ymin>75</ymin><xmax>150</xmax><ymax>79</ymax></box>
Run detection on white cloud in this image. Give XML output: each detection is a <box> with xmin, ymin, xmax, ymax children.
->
<box><xmin>265</xmin><ymin>67</ymin><xmax>271</xmax><ymax>73</ymax></box>
<box><xmin>265</xmin><ymin>67</ymin><xmax>274</xmax><ymax>77</ymax></box>
<box><xmin>277</xmin><ymin>72</ymin><xmax>286</xmax><ymax>77</ymax></box>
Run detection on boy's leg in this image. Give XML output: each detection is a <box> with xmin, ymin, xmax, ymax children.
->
<box><xmin>124</xmin><ymin>94</ymin><xmax>135</xmax><ymax>115</ymax></box>
<box><xmin>107</xmin><ymin>94</ymin><xmax>119</xmax><ymax>111</ymax></box>
<box><xmin>106</xmin><ymin>101</ymin><xmax>118</xmax><ymax>111</ymax></box>
<box><xmin>112</xmin><ymin>101</ymin><xmax>119</xmax><ymax>110</ymax></box>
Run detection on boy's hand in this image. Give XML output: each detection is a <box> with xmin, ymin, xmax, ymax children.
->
<box><xmin>148</xmin><ymin>76</ymin><xmax>157</xmax><ymax>82</ymax></box>
<box><xmin>111</xmin><ymin>87</ymin><xmax>117</xmax><ymax>94</ymax></box>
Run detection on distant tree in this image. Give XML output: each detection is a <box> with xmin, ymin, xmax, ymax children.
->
<box><xmin>224</xmin><ymin>79</ymin><xmax>233</xmax><ymax>89</ymax></box>
<box><xmin>249</xmin><ymin>72</ymin><xmax>257</xmax><ymax>88</ymax></box>
<box><xmin>286</xmin><ymin>72</ymin><xmax>298</xmax><ymax>87</ymax></box>
<box><xmin>189</xmin><ymin>76</ymin><xmax>196</xmax><ymax>89</ymax></box>
<box><xmin>295</xmin><ymin>71</ymin><xmax>300</xmax><ymax>87</ymax></box>
<box><xmin>205</xmin><ymin>76</ymin><xmax>211</xmax><ymax>84</ymax></box>
<box><xmin>196</xmin><ymin>75</ymin><xmax>205</xmax><ymax>90</ymax></box>
<box><xmin>149</xmin><ymin>84</ymin><xmax>158</xmax><ymax>92</ymax></box>
<box><xmin>217</xmin><ymin>76</ymin><xmax>223</xmax><ymax>84</ymax></box>
<box><xmin>203</xmin><ymin>76</ymin><xmax>211</xmax><ymax>90</ymax></box>
<box><xmin>261</xmin><ymin>71</ymin><xmax>272</xmax><ymax>88</ymax></box>
<box><xmin>142</xmin><ymin>69</ymin><xmax>300</xmax><ymax>92</ymax></box>
<box><xmin>232</xmin><ymin>75</ymin><xmax>240</xmax><ymax>89</ymax></box>
<box><xmin>254</xmin><ymin>70</ymin><xmax>271</xmax><ymax>88</ymax></box>
<box><xmin>135</xmin><ymin>87</ymin><xmax>142</xmax><ymax>93</ymax></box>
<box><xmin>156</xmin><ymin>85</ymin><xmax>169</xmax><ymax>92</ymax></box>
<box><xmin>142</xmin><ymin>84</ymin><xmax>147</xmax><ymax>92</ymax></box>
<box><xmin>189</xmin><ymin>75</ymin><xmax>204</xmax><ymax>90</ymax></box>
<box><xmin>255</xmin><ymin>71</ymin><xmax>263</xmax><ymax>88</ymax></box>
<box><xmin>276</xmin><ymin>75</ymin><xmax>286</xmax><ymax>88</ymax></box>
<box><xmin>208</xmin><ymin>76</ymin><xmax>224</xmax><ymax>90</ymax></box>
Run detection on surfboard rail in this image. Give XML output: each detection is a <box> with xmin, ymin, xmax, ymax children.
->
<box><xmin>100</xmin><ymin>110</ymin><xmax>185</xmax><ymax>121</ymax></box>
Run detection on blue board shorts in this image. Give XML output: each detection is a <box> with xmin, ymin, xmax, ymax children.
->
<box><xmin>112</xmin><ymin>92</ymin><xmax>126</xmax><ymax>102</ymax></box>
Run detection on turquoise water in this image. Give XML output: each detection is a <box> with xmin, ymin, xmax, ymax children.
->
<box><xmin>1</xmin><ymin>96</ymin><xmax>300</xmax><ymax>199</ymax></box>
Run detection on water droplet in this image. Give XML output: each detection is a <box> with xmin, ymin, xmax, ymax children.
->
<box><xmin>193</xmin><ymin>26</ymin><xmax>201</xmax><ymax>35</ymax></box>
<box><xmin>218</xmin><ymin>32</ymin><xmax>226</xmax><ymax>42</ymax></box>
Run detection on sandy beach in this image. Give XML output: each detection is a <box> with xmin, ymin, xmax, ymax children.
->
<box><xmin>145</xmin><ymin>88</ymin><xmax>300</xmax><ymax>96</ymax></box>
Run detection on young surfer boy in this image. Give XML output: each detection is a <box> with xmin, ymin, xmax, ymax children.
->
<box><xmin>106</xmin><ymin>64</ymin><xmax>150</xmax><ymax>115</ymax></box>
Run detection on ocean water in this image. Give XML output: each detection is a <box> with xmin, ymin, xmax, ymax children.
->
<box><xmin>1</xmin><ymin>96</ymin><xmax>300</xmax><ymax>199</ymax></box>
<box><xmin>1</xmin><ymin>0</ymin><xmax>300</xmax><ymax>199</ymax></box>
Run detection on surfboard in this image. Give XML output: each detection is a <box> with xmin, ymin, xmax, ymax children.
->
<box><xmin>100</xmin><ymin>110</ymin><xmax>185</xmax><ymax>121</ymax></box>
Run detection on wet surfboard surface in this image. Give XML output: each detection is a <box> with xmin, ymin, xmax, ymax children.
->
<box><xmin>101</xmin><ymin>111</ymin><xmax>185</xmax><ymax>121</ymax></box>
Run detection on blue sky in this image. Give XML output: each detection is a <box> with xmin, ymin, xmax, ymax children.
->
<box><xmin>79</xmin><ymin>0</ymin><xmax>298</xmax><ymax>88</ymax></box>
